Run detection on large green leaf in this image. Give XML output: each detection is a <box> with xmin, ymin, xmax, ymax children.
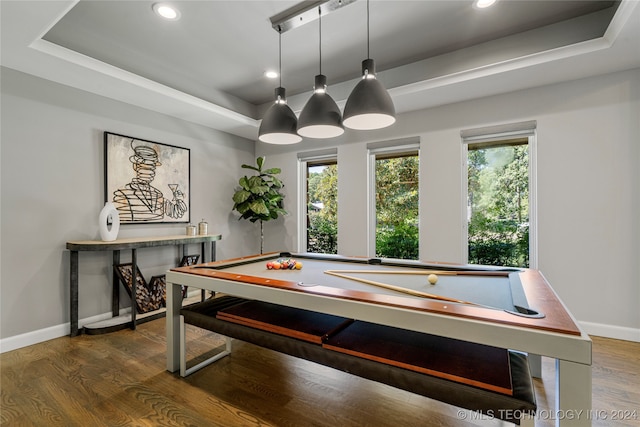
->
<box><xmin>263</xmin><ymin>167</ymin><xmax>281</xmax><ymax>175</ymax></box>
<box><xmin>266</xmin><ymin>193</ymin><xmax>283</xmax><ymax>204</ymax></box>
<box><xmin>238</xmin><ymin>176</ymin><xmax>250</xmax><ymax>190</ymax></box>
<box><xmin>247</xmin><ymin>176</ymin><xmax>268</xmax><ymax>194</ymax></box>
<box><xmin>251</xmin><ymin>185</ymin><xmax>269</xmax><ymax>195</ymax></box>
<box><xmin>269</xmin><ymin>176</ymin><xmax>283</xmax><ymax>188</ymax></box>
<box><xmin>232</xmin><ymin>189</ymin><xmax>251</xmax><ymax>204</ymax></box>
<box><xmin>249</xmin><ymin>199</ymin><xmax>269</xmax><ymax>215</ymax></box>
<box><xmin>235</xmin><ymin>202</ymin><xmax>251</xmax><ymax>214</ymax></box>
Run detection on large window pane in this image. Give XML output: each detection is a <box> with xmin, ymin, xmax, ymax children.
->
<box><xmin>467</xmin><ymin>141</ymin><xmax>529</xmax><ymax>267</ymax></box>
<box><xmin>306</xmin><ymin>161</ymin><xmax>337</xmax><ymax>254</ymax></box>
<box><xmin>375</xmin><ymin>152</ymin><xmax>419</xmax><ymax>260</ymax></box>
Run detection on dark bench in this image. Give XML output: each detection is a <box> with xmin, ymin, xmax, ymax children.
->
<box><xmin>180</xmin><ymin>296</ymin><xmax>536</xmax><ymax>425</ymax></box>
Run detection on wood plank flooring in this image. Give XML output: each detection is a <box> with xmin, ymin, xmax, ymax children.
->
<box><xmin>1</xmin><ymin>319</ymin><xmax>638</xmax><ymax>426</ymax></box>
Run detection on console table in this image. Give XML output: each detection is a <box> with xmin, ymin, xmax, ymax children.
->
<box><xmin>67</xmin><ymin>234</ymin><xmax>222</xmax><ymax>336</ymax></box>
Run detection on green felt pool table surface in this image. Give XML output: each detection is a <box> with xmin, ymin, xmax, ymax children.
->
<box><xmin>173</xmin><ymin>252</ymin><xmax>581</xmax><ymax>336</ymax></box>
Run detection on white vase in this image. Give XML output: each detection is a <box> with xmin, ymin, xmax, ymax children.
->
<box><xmin>99</xmin><ymin>202</ymin><xmax>120</xmax><ymax>241</ymax></box>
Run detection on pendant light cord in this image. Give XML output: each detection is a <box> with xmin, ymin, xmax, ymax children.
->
<box><xmin>318</xmin><ymin>6</ymin><xmax>322</xmax><ymax>75</ymax></box>
<box><xmin>366</xmin><ymin>0</ymin><xmax>370</xmax><ymax>59</ymax></box>
<box><xmin>278</xmin><ymin>25</ymin><xmax>282</xmax><ymax>88</ymax></box>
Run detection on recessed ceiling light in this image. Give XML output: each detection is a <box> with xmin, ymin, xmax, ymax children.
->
<box><xmin>264</xmin><ymin>70</ymin><xmax>279</xmax><ymax>79</ymax></box>
<box><xmin>474</xmin><ymin>0</ymin><xmax>497</xmax><ymax>9</ymax></box>
<box><xmin>152</xmin><ymin>3</ymin><xmax>181</xmax><ymax>20</ymax></box>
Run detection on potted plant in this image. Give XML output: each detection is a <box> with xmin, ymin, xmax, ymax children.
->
<box><xmin>232</xmin><ymin>157</ymin><xmax>287</xmax><ymax>253</ymax></box>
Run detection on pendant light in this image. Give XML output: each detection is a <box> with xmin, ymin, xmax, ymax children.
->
<box><xmin>343</xmin><ymin>0</ymin><xmax>395</xmax><ymax>130</ymax></box>
<box><xmin>297</xmin><ymin>7</ymin><xmax>344</xmax><ymax>139</ymax></box>
<box><xmin>258</xmin><ymin>26</ymin><xmax>302</xmax><ymax>144</ymax></box>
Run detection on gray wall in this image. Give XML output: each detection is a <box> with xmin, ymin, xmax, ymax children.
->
<box><xmin>0</xmin><ymin>68</ymin><xmax>261</xmax><ymax>348</ymax></box>
<box><xmin>1</xmin><ymin>67</ymin><xmax>638</xmax><ymax>349</ymax></box>
<box><xmin>257</xmin><ymin>68</ymin><xmax>640</xmax><ymax>341</ymax></box>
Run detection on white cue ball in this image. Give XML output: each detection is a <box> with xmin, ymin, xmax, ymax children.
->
<box><xmin>428</xmin><ymin>274</ymin><xmax>438</xmax><ymax>285</ymax></box>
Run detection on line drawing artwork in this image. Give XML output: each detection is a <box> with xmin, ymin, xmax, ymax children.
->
<box><xmin>105</xmin><ymin>133</ymin><xmax>190</xmax><ymax>224</ymax></box>
<box><xmin>113</xmin><ymin>143</ymin><xmax>164</xmax><ymax>221</ymax></box>
<box><xmin>165</xmin><ymin>184</ymin><xmax>188</xmax><ymax>219</ymax></box>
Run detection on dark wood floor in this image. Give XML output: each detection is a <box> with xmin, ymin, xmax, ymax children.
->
<box><xmin>1</xmin><ymin>319</ymin><xmax>638</xmax><ymax>426</ymax></box>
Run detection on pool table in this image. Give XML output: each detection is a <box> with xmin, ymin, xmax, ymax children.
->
<box><xmin>166</xmin><ymin>252</ymin><xmax>592</xmax><ymax>426</ymax></box>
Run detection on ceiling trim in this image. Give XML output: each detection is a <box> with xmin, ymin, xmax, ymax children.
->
<box><xmin>2</xmin><ymin>0</ymin><xmax>639</xmax><ymax>142</ymax></box>
<box><xmin>30</xmin><ymin>38</ymin><xmax>258</xmax><ymax>124</ymax></box>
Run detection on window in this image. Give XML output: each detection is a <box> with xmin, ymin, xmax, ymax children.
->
<box><xmin>299</xmin><ymin>152</ymin><xmax>338</xmax><ymax>254</ymax></box>
<box><xmin>369</xmin><ymin>142</ymin><xmax>420</xmax><ymax>260</ymax></box>
<box><xmin>462</xmin><ymin>121</ymin><xmax>537</xmax><ymax>268</ymax></box>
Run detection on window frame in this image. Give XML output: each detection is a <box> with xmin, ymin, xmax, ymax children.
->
<box><xmin>367</xmin><ymin>140</ymin><xmax>421</xmax><ymax>258</ymax></box>
<box><xmin>461</xmin><ymin>122</ymin><xmax>538</xmax><ymax>268</ymax></box>
<box><xmin>297</xmin><ymin>150</ymin><xmax>338</xmax><ymax>253</ymax></box>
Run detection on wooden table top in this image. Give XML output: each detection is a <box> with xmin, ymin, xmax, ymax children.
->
<box><xmin>67</xmin><ymin>234</ymin><xmax>222</xmax><ymax>251</ymax></box>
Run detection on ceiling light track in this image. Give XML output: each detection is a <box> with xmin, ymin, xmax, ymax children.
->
<box><xmin>270</xmin><ymin>0</ymin><xmax>358</xmax><ymax>34</ymax></box>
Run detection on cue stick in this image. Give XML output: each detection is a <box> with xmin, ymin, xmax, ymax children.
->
<box><xmin>324</xmin><ymin>269</ymin><xmax>510</xmax><ymax>277</ymax></box>
<box><xmin>324</xmin><ymin>270</ymin><xmax>474</xmax><ymax>305</ymax></box>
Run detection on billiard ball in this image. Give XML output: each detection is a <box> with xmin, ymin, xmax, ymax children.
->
<box><xmin>268</xmin><ymin>258</ymin><xmax>302</xmax><ymax>270</ymax></box>
<box><xmin>428</xmin><ymin>274</ymin><xmax>438</xmax><ymax>285</ymax></box>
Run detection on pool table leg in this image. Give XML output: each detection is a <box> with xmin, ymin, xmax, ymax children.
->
<box><xmin>520</xmin><ymin>414</ymin><xmax>535</xmax><ymax>427</ymax></box>
<box><xmin>529</xmin><ymin>353</ymin><xmax>542</xmax><ymax>378</ymax></box>
<box><xmin>555</xmin><ymin>359</ymin><xmax>592</xmax><ymax>426</ymax></box>
<box><xmin>166</xmin><ymin>280</ymin><xmax>182</xmax><ymax>372</ymax></box>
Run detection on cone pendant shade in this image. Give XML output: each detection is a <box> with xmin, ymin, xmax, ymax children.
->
<box><xmin>259</xmin><ymin>87</ymin><xmax>302</xmax><ymax>144</ymax></box>
<box><xmin>297</xmin><ymin>74</ymin><xmax>344</xmax><ymax>139</ymax></box>
<box><xmin>344</xmin><ymin>59</ymin><xmax>395</xmax><ymax>130</ymax></box>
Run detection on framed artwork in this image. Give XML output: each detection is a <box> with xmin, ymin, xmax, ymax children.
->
<box><xmin>104</xmin><ymin>132</ymin><xmax>190</xmax><ymax>224</ymax></box>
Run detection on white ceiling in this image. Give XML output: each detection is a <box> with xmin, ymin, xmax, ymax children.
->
<box><xmin>2</xmin><ymin>1</ymin><xmax>639</xmax><ymax>141</ymax></box>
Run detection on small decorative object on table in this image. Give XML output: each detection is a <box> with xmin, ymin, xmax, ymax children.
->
<box><xmin>98</xmin><ymin>202</ymin><xmax>120</xmax><ymax>241</ymax></box>
<box><xmin>198</xmin><ymin>219</ymin><xmax>208</xmax><ymax>235</ymax></box>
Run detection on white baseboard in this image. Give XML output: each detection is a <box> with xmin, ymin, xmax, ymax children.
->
<box><xmin>0</xmin><ymin>309</ymin><xmax>130</xmax><ymax>354</ymax></box>
<box><xmin>0</xmin><ymin>323</ymin><xmax>69</xmax><ymax>354</ymax></box>
<box><xmin>580</xmin><ymin>321</ymin><xmax>640</xmax><ymax>342</ymax></box>
<box><xmin>0</xmin><ymin>290</ymin><xmax>205</xmax><ymax>353</ymax></box>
